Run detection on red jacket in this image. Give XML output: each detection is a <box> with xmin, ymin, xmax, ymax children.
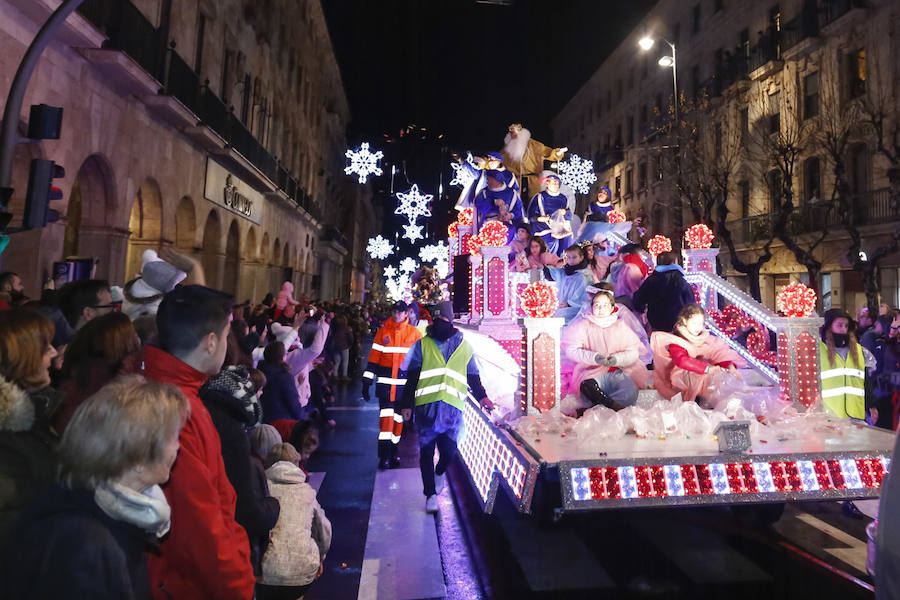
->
<box><xmin>142</xmin><ymin>346</ymin><xmax>255</xmax><ymax>600</ymax></box>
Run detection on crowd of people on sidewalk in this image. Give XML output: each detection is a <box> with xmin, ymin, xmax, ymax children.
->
<box><xmin>0</xmin><ymin>251</ymin><xmax>396</xmax><ymax>599</ymax></box>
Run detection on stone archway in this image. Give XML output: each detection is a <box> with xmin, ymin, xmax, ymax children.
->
<box><xmin>64</xmin><ymin>154</ymin><xmax>118</xmax><ymax>280</ymax></box>
<box><xmin>175</xmin><ymin>196</ymin><xmax>197</xmax><ymax>252</ymax></box>
<box><xmin>124</xmin><ymin>179</ymin><xmax>163</xmax><ymax>281</ymax></box>
<box><xmin>223</xmin><ymin>219</ymin><xmax>240</xmax><ymax>296</ymax></box>
<box><xmin>201</xmin><ymin>210</ymin><xmax>222</xmax><ymax>289</ymax></box>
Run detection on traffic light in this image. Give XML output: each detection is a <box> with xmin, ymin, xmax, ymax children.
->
<box><xmin>23</xmin><ymin>159</ymin><xmax>64</xmax><ymax>229</ymax></box>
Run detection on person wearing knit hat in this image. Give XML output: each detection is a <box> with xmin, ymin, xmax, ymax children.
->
<box><xmin>250</xmin><ymin>424</ymin><xmax>284</xmax><ymax>463</ymax></box>
<box><xmin>121</xmin><ymin>250</ymin><xmax>187</xmax><ymax>321</ymax></box>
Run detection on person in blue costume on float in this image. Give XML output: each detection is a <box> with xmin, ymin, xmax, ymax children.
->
<box><xmin>528</xmin><ymin>173</ymin><xmax>573</xmax><ymax>256</ymax></box>
<box><xmin>472</xmin><ymin>169</ymin><xmax>523</xmax><ymax>241</ymax></box>
<box><xmin>454</xmin><ymin>151</ymin><xmax>520</xmax><ymax>215</ymax></box>
<box><xmin>585</xmin><ymin>186</ymin><xmax>614</xmax><ymax>221</ymax></box>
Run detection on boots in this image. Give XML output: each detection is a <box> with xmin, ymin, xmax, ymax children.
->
<box><xmin>580</xmin><ymin>379</ymin><xmax>627</xmax><ymax>411</ymax></box>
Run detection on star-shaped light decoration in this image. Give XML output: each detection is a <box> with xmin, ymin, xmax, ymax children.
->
<box><xmin>402</xmin><ymin>222</ymin><xmax>424</xmax><ymax>242</ymax></box>
<box><xmin>366</xmin><ymin>235</ymin><xmax>394</xmax><ymax>260</ymax></box>
<box><xmin>449</xmin><ymin>152</ymin><xmax>477</xmax><ymax>188</ymax></box>
<box><xmin>394</xmin><ymin>184</ymin><xmax>433</xmax><ymax>222</ymax></box>
<box><xmin>386</xmin><ymin>273</ymin><xmax>411</xmax><ymax>302</ymax></box>
<box><xmin>344</xmin><ymin>142</ymin><xmax>384</xmax><ymax>184</ymax></box>
<box><xmin>557</xmin><ymin>153</ymin><xmax>597</xmax><ymax>195</ymax></box>
<box><xmin>433</xmin><ymin>258</ymin><xmax>450</xmax><ymax>279</ymax></box>
<box><xmin>399</xmin><ymin>257</ymin><xmax>419</xmax><ymax>273</ymax></box>
<box><xmin>419</xmin><ymin>241</ymin><xmax>449</xmax><ymax>263</ymax></box>
<box><xmin>383</xmin><ymin>265</ymin><xmax>398</xmax><ymax>278</ymax></box>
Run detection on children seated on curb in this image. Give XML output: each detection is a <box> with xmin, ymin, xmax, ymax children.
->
<box><xmin>650</xmin><ymin>304</ymin><xmax>747</xmax><ymax>405</ymax></box>
<box><xmin>566</xmin><ymin>285</ymin><xmax>650</xmax><ymax>411</ymax></box>
<box><xmin>257</xmin><ymin>443</ymin><xmax>331</xmax><ymax>600</ymax></box>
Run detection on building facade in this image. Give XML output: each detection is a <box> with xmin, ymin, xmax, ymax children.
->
<box><xmin>552</xmin><ymin>0</ymin><xmax>900</xmax><ymax>312</ymax></box>
<box><xmin>0</xmin><ymin>0</ymin><xmax>378</xmax><ymax>302</ymax></box>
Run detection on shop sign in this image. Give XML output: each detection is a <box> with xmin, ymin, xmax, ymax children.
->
<box><xmin>204</xmin><ymin>158</ymin><xmax>262</xmax><ymax>224</ymax></box>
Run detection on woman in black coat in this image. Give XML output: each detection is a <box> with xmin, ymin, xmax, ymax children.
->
<box><xmin>1</xmin><ymin>375</ymin><xmax>188</xmax><ymax>599</ymax></box>
<box><xmin>200</xmin><ymin>365</ymin><xmax>280</xmax><ymax>575</ymax></box>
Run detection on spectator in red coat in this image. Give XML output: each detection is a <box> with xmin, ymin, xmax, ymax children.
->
<box><xmin>142</xmin><ymin>285</ymin><xmax>255</xmax><ymax>600</ymax></box>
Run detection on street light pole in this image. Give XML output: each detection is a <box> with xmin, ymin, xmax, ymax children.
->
<box><xmin>667</xmin><ymin>40</ymin><xmax>678</xmax><ymax>126</ymax></box>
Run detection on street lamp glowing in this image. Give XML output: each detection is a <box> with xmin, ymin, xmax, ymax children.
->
<box><xmin>658</xmin><ymin>55</ymin><xmax>674</xmax><ymax>67</ymax></box>
<box><xmin>638</xmin><ymin>37</ymin><xmax>655</xmax><ymax>51</ymax></box>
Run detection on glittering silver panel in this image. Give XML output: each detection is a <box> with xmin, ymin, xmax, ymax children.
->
<box><xmin>559</xmin><ymin>451</ymin><xmax>890</xmax><ymax>512</ymax></box>
<box><xmin>457</xmin><ymin>396</ymin><xmax>541</xmax><ymax>514</ymax></box>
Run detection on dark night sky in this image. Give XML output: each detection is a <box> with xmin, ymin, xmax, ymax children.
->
<box><xmin>321</xmin><ymin>0</ymin><xmax>656</xmax><ymax>239</ymax></box>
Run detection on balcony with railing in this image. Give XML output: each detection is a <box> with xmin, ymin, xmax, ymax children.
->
<box><xmin>724</xmin><ymin>188</ymin><xmax>894</xmax><ymax>247</ymax></box>
<box><xmin>76</xmin><ymin>0</ymin><xmax>321</xmax><ymax>222</ymax></box>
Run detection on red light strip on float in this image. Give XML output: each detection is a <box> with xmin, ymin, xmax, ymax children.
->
<box><xmin>569</xmin><ymin>457</ymin><xmax>891</xmax><ymax>502</ymax></box>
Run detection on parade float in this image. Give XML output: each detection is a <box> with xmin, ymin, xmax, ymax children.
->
<box><xmin>355</xmin><ymin>131</ymin><xmax>894</xmax><ymax>520</ymax></box>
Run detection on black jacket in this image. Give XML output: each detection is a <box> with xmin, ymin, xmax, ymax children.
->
<box><xmin>200</xmin><ymin>387</ymin><xmax>280</xmax><ymax>575</ymax></box>
<box><xmin>632</xmin><ymin>268</ymin><xmax>697</xmax><ymax>332</ymax></box>
<box><xmin>1</xmin><ymin>485</ymin><xmax>154</xmax><ymax>600</ymax></box>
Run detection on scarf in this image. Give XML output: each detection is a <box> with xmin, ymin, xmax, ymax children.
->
<box><xmin>426</xmin><ymin>318</ymin><xmax>458</xmax><ymax>342</ymax></box>
<box><xmin>585</xmin><ymin>307</ymin><xmax>619</xmax><ymax>329</ymax></box>
<box><xmin>94</xmin><ymin>482</ymin><xmax>171</xmax><ymax>538</ymax></box>
<box><xmin>623</xmin><ymin>253</ymin><xmax>649</xmax><ymax>277</ymax></box>
<box><xmin>200</xmin><ymin>365</ymin><xmax>263</xmax><ymax>429</ymax></box>
<box><xmin>832</xmin><ymin>333</ymin><xmax>850</xmax><ymax>348</ymax></box>
<box><xmin>674</xmin><ymin>324</ymin><xmax>710</xmax><ymax>348</ymax></box>
<box><xmin>653</xmin><ymin>264</ymin><xmax>685</xmax><ymax>275</ymax></box>
<box><xmin>564</xmin><ymin>259</ymin><xmax>589</xmax><ymax>276</ymax></box>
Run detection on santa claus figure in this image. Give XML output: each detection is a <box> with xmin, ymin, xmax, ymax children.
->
<box><xmin>501</xmin><ymin>123</ymin><xmax>567</xmax><ymax>199</ymax></box>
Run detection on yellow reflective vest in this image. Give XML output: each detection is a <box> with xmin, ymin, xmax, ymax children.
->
<box><xmin>818</xmin><ymin>341</ymin><xmax>865</xmax><ymax>419</ymax></box>
<box><xmin>414</xmin><ymin>337</ymin><xmax>473</xmax><ymax>411</ymax></box>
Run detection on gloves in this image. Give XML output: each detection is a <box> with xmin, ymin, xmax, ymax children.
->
<box><xmin>594</xmin><ymin>353</ymin><xmax>606</xmax><ymax>365</ymax></box>
<box><xmin>602</xmin><ymin>355</ymin><xmax>618</xmax><ymax>367</ymax></box>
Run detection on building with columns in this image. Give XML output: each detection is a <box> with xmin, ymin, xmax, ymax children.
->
<box><xmin>0</xmin><ymin>0</ymin><xmax>378</xmax><ymax>302</ymax></box>
<box><xmin>552</xmin><ymin>0</ymin><xmax>900</xmax><ymax>312</ymax></box>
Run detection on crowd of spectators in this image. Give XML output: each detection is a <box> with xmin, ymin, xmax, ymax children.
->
<box><xmin>0</xmin><ymin>253</ymin><xmax>394</xmax><ymax>599</ymax></box>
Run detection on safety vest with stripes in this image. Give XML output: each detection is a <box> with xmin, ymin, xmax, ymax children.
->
<box><xmin>363</xmin><ymin>317</ymin><xmax>422</xmax><ymax>402</ymax></box>
<box><xmin>414</xmin><ymin>337</ymin><xmax>473</xmax><ymax>411</ymax></box>
<box><xmin>819</xmin><ymin>341</ymin><xmax>865</xmax><ymax>419</ymax></box>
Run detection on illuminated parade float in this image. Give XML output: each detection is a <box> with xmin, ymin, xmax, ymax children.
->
<box><xmin>359</xmin><ymin>139</ymin><xmax>894</xmax><ymax>519</ymax></box>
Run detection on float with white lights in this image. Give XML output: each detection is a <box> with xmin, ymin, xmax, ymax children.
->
<box><xmin>445</xmin><ymin>217</ymin><xmax>895</xmax><ymax>517</ymax></box>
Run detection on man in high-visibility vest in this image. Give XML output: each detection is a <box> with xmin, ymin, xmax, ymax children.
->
<box><xmin>399</xmin><ymin>302</ymin><xmax>492</xmax><ymax>514</ymax></box>
<box><xmin>362</xmin><ymin>300</ymin><xmax>422</xmax><ymax>469</ymax></box>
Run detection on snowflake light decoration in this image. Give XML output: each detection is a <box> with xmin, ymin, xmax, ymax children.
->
<box><xmin>776</xmin><ymin>282</ymin><xmax>817</xmax><ymax>317</ymax></box>
<box><xmin>386</xmin><ymin>274</ymin><xmax>411</xmax><ymax>302</ymax></box>
<box><xmin>419</xmin><ymin>241</ymin><xmax>449</xmax><ymax>263</ymax></box>
<box><xmin>684</xmin><ymin>224</ymin><xmax>715</xmax><ymax>249</ymax></box>
<box><xmin>607</xmin><ymin>209</ymin><xmax>626</xmax><ymax>224</ymax></box>
<box><xmin>557</xmin><ymin>153</ymin><xmax>597</xmax><ymax>195</ymax></box>
<box><xmin>366</xmin><ymin>235</ymin><xmax>394</xmax><ymax>260</ymax></box>
<box><xmin>344</xmin><ymin>142</ymin><xmax>383</xmax><ymax>184</ymax></box>
<box><xmin>383</xmin><ymin>265</ymin><xmax>398</xmax><ymax>278</ymax></box>
<box><xmin>395</xmin><ymin>184</ymin><xmax>433</xmax><ymax>222</ymax></box>
<box><xmin>519</xmin><ymin>281</ymin><xmax>558</xmax><ymax>318</ymax></box>
<box><xmin>449</xmin><ymin>152</ymin><xmax>477</xmax><ymax>187</ymax></box>
<box><xmin>647</xmin><ymin>235</ymin><xmax>673</xmax><ymax>256</ymax></box>
<box><xmin>402</xmin><ymin>222</ymin><xmax>424</xmax><ymax>242</ymax></box>
<box><xmin>399</xmin><ymin>257</ymin><xmax>419</xmax><ymax>273</ymax></box>
<box><xmin>433</xmin><ymin>258</ymin><xmax>450</xmax><ymax>279</ymax></box>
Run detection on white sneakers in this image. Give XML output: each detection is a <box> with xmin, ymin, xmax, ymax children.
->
<box><xmin>434</xmin><ymin>473</ymin><xmax>445</xmax><ymax>495</ymax></box>
<box><xmin>425</xmin><ymin>495</ymin><xmax>438</xmax><ymax>513</ymax></box>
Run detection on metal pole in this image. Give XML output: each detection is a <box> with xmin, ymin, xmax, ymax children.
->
<box><xmin>669</xmin><ymin>41</ymin><xmax>679</xmax><ymax>126</ymax></box>
<box><xmin>0</xmin><ymin>0</ymin><xmax>85</xmax><ymax>203</ymax></box>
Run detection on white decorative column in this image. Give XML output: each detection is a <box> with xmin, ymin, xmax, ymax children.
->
<box><xmin>682</xmin><ymin>247</ymin><xmax>720</xmax><ymax>312</ymax></box>
<box><xmin>773</xmin><ymin>316</ymin><xmax>825</xmax><ymax>411</ymax></box>
<box><xmin>524</xmin><ymin>317</ymin><xmax>564</xmax><ymax>416</ymax></box>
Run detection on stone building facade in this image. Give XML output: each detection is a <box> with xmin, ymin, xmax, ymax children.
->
<box><xmin>552</xmin><ymin>0</ymin><xmax>900</xmax><ymax>311</ymax></box>
<box><xmin>0</xmin><ymin>0</ymin><xmax>378</xmax><ymax>302</ymax></box>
